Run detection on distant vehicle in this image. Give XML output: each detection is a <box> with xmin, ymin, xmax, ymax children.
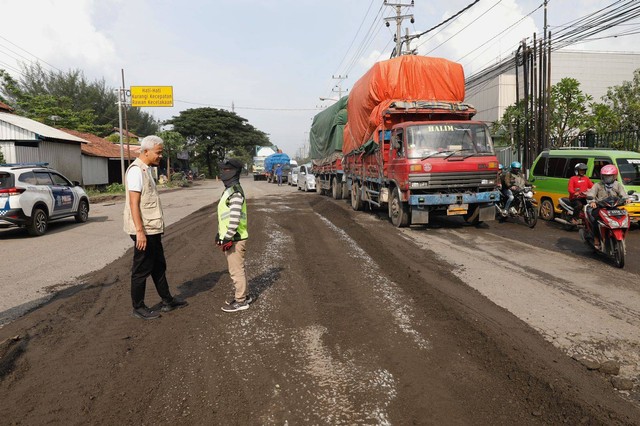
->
<box><xmin>288</xmin><ymin>166</ymin><xmax>299</xmax><ymax>186</ymax></box>
<box><xmin>252</xmin><ymin>146</ymin><xmax>276</xmax><ymax>181</ymax></box>
<box><xmin>0</xmin><ymin>163</ymin><xmax>90</xmax><ymax>236</ymax></box>
<box><xmin>265</xmin><ymin>152</ymin><xmax>291</xmax><ymax>184</ymax></box>
<box><xmin>297</xmin><ymin>164</ymin><xmax>316</xmax><ymax>192</ymax></box>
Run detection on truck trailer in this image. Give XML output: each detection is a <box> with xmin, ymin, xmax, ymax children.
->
<box><xmin>310</xmin><ymin>96</ymin><xmax>349</xmax><ymax>199</ymax></box>
<box><xmin>340</xmin><ymin>55</ymin><xmax>500</xmax><ymax>227</ymax></box>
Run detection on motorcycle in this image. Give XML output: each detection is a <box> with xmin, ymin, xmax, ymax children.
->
<box><xmin>555</xmin><ymin>196</ymin><xmax>586</xmax><ymax>231</ymax></box>
<box><xmin>579</xmin><ymin>195</ymin><xmax>630</xmax><ymax>268</ymax></box>
<box><xmin>495</xmin><ymin>185</ymin><xmax>538</xmax><ymax>228</ymax></box>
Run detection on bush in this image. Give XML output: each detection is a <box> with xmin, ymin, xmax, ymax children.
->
<box><xmin>106</xmin><ymin>183</ymin><xmax>125</xmax><ymax>193</ymax></box>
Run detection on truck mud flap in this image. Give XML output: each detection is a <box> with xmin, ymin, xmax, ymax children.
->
<box><xmin>411</xmin><ymin>208</ymin><xmax>429</xmax><ymax>225</ymax></box>
<box><xmin>478</xmin><ymin>205</ymin><xmax>495</xmax><ymax>222</ymax></box>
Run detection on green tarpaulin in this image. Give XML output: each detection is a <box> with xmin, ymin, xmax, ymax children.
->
<box><xmin>309</xmin><ymin>95</ymin><xmax>348</xmax><ymax>161</ymax></box>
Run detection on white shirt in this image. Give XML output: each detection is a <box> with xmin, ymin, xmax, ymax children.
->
<box><xmin>126</xmin><ymin>165</ymin><xmax>155</xmax><ymax>192</ymax></box>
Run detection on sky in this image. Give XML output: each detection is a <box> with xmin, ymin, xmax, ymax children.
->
<box><xmin>1</xmin><ymin>0</ymin><xmax>639</xmax><ymax>158</ymax></box>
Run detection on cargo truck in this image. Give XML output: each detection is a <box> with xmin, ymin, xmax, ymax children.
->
<box><xmin>252</xmin><ymin>146</ymin><xmax>276</xmax><ymax>181</ymax></box>
<box><xmin>341</xmin><ymin>55</ymin><xmax>501</xmax><ymax>227</ymax></box>
<box><xmin>264</xmin><ymin>152</ymin><xmax>291</xmax><ymax>184</ymax></box>
<box><xmin>310</xmin><ymin>96</ymin><xmax>349</xmax><ymax>199</ymax></box>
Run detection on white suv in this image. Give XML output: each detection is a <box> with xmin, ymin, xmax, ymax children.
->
<box><xmin>0</xmin><ymin>163</ymin><xmax>90</xmax><ymax>236</ymax></box>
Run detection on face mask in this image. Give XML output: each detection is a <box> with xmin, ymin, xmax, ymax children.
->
<box><xmin>220</xmin><ymin>168</ymin><xmax>236</xmax><ymax>181</ymax></box>
<box><xmin>602</xmin><ymin>175</ymin><xmax>615</xmax><ymax>185</ymax></box>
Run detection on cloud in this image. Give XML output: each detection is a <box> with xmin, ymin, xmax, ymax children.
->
<box><xmin>0</xmin><ymin>0</ymin><xmax>119</xmax><ymax>77</ymax></box>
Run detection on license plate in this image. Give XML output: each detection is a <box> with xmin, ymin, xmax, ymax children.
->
<box><xmin>608</xmin><ymin>209</ymin><xmax>626</xmax><ymax>216</ymax></box>
<box><xmin>447</xmin><ymin>204</ymin><xmax>468</xmax><ymax>216</ymax></box>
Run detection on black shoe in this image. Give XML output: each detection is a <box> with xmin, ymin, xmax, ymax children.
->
<box><xmin>160</xmin><ymin>297</ymin><xmax>188</xmax><ymax>313</ymax></box>
<box><xmin>225</xmin><ymin>295</ymin><xmax>253</xmax><ymax>306</ymax></box>
<box><xmin>132</xmin><ymin>305</ymin><xmax>161</xmax><ymax>320</ymax></box>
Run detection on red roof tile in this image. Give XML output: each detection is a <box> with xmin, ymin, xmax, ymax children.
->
<box><xmin>0</xmin><ymin>101</ymin><xmax>14</xmax><ymax>112</ymax></box>
<box><xmin>60</xmin><ymin>129</ymin><xmax>140</xmax><ymax>159</ymax></box>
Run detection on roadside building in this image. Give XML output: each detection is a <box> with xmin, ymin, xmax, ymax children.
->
<box><xmin>61</xmin><ymin>129</ymin><xmax>139</xmax><ymax>186</ymax></box>
<box><xmin>465</xmin><ymin>50</ymin><xmax>640</xmax><ymax>125</ymax></box>
<box><xmin>0</xmin><ymin>112</ymin><xmax>86</xmax><ymax>182</ymax></box>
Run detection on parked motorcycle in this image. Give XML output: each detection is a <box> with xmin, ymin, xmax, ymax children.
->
<box><xmin>579</xmin><ymin>195</ymin><xmax>630</xmax><ymax>268</ymax></box>
<box><xmin>495</xmin><ymin>186</ymin><xmax>538</xmax><ymax>228</ymax></box>
<box><xmin>555</xmin><ymin>196</ymin><xmax>586</xmax><ymax>231</ymax></box>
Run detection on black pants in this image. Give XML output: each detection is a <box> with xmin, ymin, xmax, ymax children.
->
<box><xmin>130</xmin><ymin>234</ymin><xmax>172</xmax><ymax>309</ymax></box>
<box><xmin>570</xmin><ymin>198</ymin><xmax>587</xmax><ymax>219</ymax></box>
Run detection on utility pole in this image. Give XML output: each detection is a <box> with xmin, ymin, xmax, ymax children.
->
<box><xmin>117</xmin><ymin>86</ymin><xmax>126</xmax><ymax>184</ymax></box>
<box><xmin>384</xmin><ymin>0</ymin><xmax>415</xmax><ymax>57</ymax></box>
<box><xmin>332</xmin><ymin>74</ymin><xmax>348</xmax><ymax>98</ymax></box>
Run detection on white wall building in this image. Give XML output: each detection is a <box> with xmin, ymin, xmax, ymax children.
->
<box><xmin>465</xmin><ymin>50</ymin><xmax>640</xmax><ymax>125</ymax></box>
<box><xmin>0</xmin><ymin>112</ymin><xmax>86</xmax><ymax>182</ymax></box>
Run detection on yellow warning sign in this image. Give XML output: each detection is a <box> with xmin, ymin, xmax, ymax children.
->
<box><xmin>130</xmin><ymin>86</ymin><xmax>173</xmax><ymax>107</ymax></box>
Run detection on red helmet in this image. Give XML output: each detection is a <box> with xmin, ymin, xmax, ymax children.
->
<box><xmin>600</xmin><ymin>164</ymin><xmax>618</xmax><ymax>184</ymax></box>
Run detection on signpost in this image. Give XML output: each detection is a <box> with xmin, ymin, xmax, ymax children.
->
<box><xmin>130</xmin><ymin>86</ymin><xmax>174</xmax><ymax>107</ymax></box>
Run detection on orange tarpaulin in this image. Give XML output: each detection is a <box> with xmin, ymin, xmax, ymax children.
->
<box><xmin>342</xmin><ymin>56</ymin><xmax>465</xmax><ymax>154</ymax></box>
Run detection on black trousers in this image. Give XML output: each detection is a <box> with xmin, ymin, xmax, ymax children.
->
<box><xmin>570</xmin><ymin>198</ymin><xmax>587</xmax><ymax>219</ymax></box>
<box><xmin>130</xmin><ymin>234</ymin><xmax>172</xmax><ymax>308</ymax></box>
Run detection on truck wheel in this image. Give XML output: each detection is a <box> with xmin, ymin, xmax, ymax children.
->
<box><xmin>389</xmin><ymin>188</ymin><xmax>409</xmax><ymax>227</ymax></box>
<box><xmin>332</xmin><ymin>178</ymin><xmax>342</xmax><ymax>199</ymax></box>
<box><xmin>463</xmin><ymin>205</ymin><xmax>481</xmax><ymax>226</ymax></box>
<box><xmin>351</xmin><ymin>182</ymin><xmax>363</xmax><ymax>211</ymax></box>
<box><xmin>341</xmin><ymin>182</ymin><xmax>348</xmax><ymax>200</ymax></box>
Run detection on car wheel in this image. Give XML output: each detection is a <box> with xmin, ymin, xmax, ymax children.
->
<box><xmin>539</xmin><ymin>199</ymin><xmax>555</xmax><ymax>221</ymax></box>
<box><xmin>27</xmin><ymin>208</ymin><xmax>48</xmax><ymax>236</ymax></box>
<box><xmin>75</xmin><ymin>199</ymin><xmax>89</xmax><ymax>223</ymax></box>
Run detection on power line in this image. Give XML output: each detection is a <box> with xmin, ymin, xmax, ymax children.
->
<box><xmin>332</xmin><ymin>0</ymin><xmax>377</xmax><ymax>76</ymax></box>
<box><xmin>0</xmin><ymin>34</ymin><xmax>63</xmax><ymax>74</ymax></box>
<box><xmin>174</xmin><ymin>99</ymin><xmax>322</xmax><ymax>111</ymax></box>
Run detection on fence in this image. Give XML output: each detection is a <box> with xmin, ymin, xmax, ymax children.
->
<box><xmin>559</xmin><ymin>130</ymin><xmax>640</xmax><ymax>152</ymax></box>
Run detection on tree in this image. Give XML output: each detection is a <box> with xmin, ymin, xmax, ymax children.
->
<box><xmin>0</xmin><ymin>149</ymin><xmax>5</xmax><ymax>164</ymax></box>
<box><xmin>168</xmin><ymin>108</ymin><xmax>269</xmax><ymax>177</ymax></box>
<box><xmin>602</xmin><ymin>68</ymin><xmax>640</xmax><ymax>131</ymax></box>
<box><xmin>493</xmin><ymin>99</ymin><xmax>526</xmax><ymax>148</ymax></box>
<box><xmin>157</xmin><ymin>130</ymin><xmax>185</xmax><ymax>179</ymax></box>
<box><xmin>549</xmin><ymin>78</ymin><xmax>592</xmax><ymax>146</ymax></box>
<box><xmin>586</xmin><ymin>102</ymin><xmax>620</xmax><ymax>134</ymax></box>
<box><xmin>0</xmin><ymin>64</ymin><xmax>158</xmax><ymax>136</ymax></box>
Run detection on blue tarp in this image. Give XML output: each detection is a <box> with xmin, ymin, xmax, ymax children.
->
<box><xmin>264</xmin><ymin>153</ymin><xmax>291</xmax><ymax>172</ymax></box>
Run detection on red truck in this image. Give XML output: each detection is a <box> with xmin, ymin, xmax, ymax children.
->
<box><xmin>340</xmin><ymin>55</ymin><xmax>500</xmax><ymax>227</ymax></box>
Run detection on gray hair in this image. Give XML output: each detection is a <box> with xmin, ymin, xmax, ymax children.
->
<box><xmin>140</xmin><ymin>135</ymin><xmax>164</xmax><ymax>152</ymax></box>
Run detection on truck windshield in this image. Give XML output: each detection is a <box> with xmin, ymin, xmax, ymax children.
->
<box><xmin>616</xmin><ymin>158</ymin><xmax>640</xmax><ymax>185</ymax></box>
<box><xmin>406</xmin><ymin>123</ymin><xmax>494</xmax><ymax>159</ymax></box>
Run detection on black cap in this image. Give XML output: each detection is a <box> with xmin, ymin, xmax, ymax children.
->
<box><xmin>219</xmin><ymin>158</ymin><xmax>243</xmax><ymax>170</ymax></box>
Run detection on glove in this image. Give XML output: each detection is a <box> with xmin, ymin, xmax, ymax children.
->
<box><xmin>221</xmin><ymin>240</ymin><xmax>233</xmax><ymax>251</ymax></box>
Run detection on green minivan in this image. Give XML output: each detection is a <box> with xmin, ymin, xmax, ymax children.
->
<box><xmin>529</xmin><ymin>148</ymin><xmax>640</xmax><ymax>222</ymax></box>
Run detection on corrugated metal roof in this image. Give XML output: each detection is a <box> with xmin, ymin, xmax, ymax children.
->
<box><xmin>0</xmin><ymin>112</ymin><xmax>87</xmax><ymax>143</ymax></box>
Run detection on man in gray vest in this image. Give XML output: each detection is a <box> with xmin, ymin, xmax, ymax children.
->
<box><xmin>123</xmin><ymin>135</ymin><xmax>187</xmax><ymax>319</ymax></box>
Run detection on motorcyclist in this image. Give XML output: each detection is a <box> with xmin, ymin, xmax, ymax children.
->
<box><xmin>496</xmin><ymin>163</ymin><xmax>505</xmax><ymax>190</ymax></box>
<box><xmin>502</xmin><ymin>161</ymin><xmax>528</xmax><ymax>215</ymax></box>
<box><xmin>585</xmin><ymin>164</ymin><xmax>629</xmax><ymax>249</ymax></box>
<box><xmin>567</xmin><ymin>163</ymin><xmax>593</xmax><ymax>223</ymax></box>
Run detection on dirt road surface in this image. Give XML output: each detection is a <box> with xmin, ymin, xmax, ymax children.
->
<box><xmin>1</xmin><ymin>179</ymin><xmax>639</xmax><ymax>424</ymax></box>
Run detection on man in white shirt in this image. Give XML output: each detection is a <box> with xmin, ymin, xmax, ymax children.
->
<box><xmin>123</xmin><ymin>135</ymin><xmax>187</xmax><ymax>319</ymax></box>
